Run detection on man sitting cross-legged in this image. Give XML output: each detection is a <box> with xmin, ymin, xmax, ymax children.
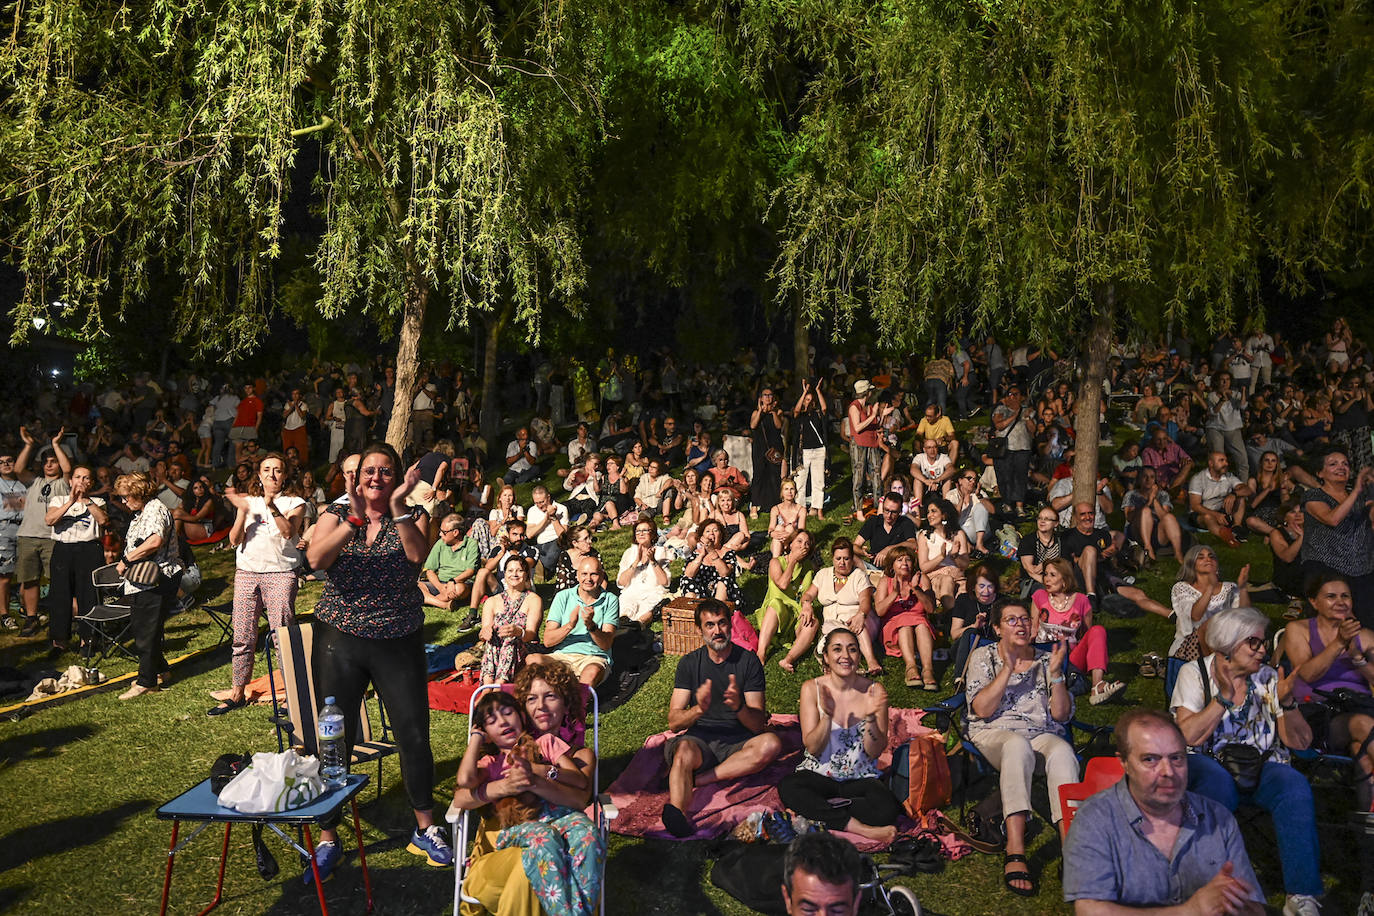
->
<box><xmin>525</xmin><ymin>555</ymin><xmax>618</xmax><ymax>687</ymax></box>
<box><xmin>1063</xmin><ymin>707</ymin><xmax>1264</xmax><ymax>915</ymax></box>
<box><xmin>419</xmin><ymin>513</ymin><xmax>478</xmax><ymax>609</ymax></box>
<box><xmin>661</xmin><ymin>598</ymin><xmax>784</xmax><ymax>837</ymax></box>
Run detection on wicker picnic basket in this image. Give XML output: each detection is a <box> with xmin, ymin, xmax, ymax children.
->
<box><xmin>662</xmin><ymin>596</ymin><xmax>736</xmax><ymax>656</ymax></box>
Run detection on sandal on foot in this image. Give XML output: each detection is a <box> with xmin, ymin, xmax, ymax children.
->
<box><xmin>1003</xmin><ymin>853</ymin><xmax>1038</xmax><ymax>897</ymax></box>
<box><xmin>922</xmin><ymin>678</ymin><xmax>939</xmax><ymax>691</ymax></box>
<box><xmin>904</xmin><ymin>668</ymin><xmax>920</xmax><ymax>687</ymax></box>
<box><xmin>1138</xmin><ymin>653</ymin><xmax>1162</xmax><ymax>678</ymax></box>
<box><xmin>1090</xmin><ymin>680</ymin><xmax>1126</xmax><ymax>705</ymax></box>
<box><xmin>207</xmin><ymin>697</ymin><xmax>249</xmax><ymax>717</ymax></box>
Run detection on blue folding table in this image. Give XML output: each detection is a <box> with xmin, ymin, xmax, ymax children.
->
<box><xmin>156</xmin><ymin>773</ymin><xmax>373</xmax><ymax>915</ymax></box>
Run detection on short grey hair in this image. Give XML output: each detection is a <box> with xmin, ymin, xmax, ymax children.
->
<box><xmin>1205</xmin><ymin>606</ymin><xmax>1269</xmax><ymax>656</ymax></box>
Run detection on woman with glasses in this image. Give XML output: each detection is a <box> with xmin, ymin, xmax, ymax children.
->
<box><xmin>1172</xmin><ymin>606</ymin><xmax>1322</xmax><ymax>916</ymax></box>
<box><xmin>305</xmin><ymin>442</ymin><xmax>452</xmax><ymax>876</ymax></box>
<box><xmin>1170</xmin><ymin>545</ymin><xmax>1250</xmax><ymax>658</ymax></box>
<box><xmin>1017</xmin><ymin>507</ymin><xmax>1063</xmax><ymax>593</ymax></box>
<box><xmin>950</xmin><ymin>564</ymin><xmax>1001</xmax><ymax>686</ymax></box>
<box><xmin>967</xmin><ymin>599</ymin><xmax>1074</xmax><ymax>897</ymax></box>
<box><xmin>615</xmin><ymin>519</ymin><xmax>670</xmax><ymax>625</ymax></box>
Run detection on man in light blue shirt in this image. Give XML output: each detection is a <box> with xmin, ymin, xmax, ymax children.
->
<box><xmin>1063</xmin><ymin>708</ymin><xmax>1265</xmax><ymax>915</ymax></box>
<box><xmin>527</xmin><ymin>554</ymin><xmax>618</xmax><ymax>687</ymax></box>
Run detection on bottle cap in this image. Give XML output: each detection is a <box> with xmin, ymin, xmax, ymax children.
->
<box><xmin>325</xmin><ymin>696</ymin><xmax>336</xmax><ymax>705</ymax></box>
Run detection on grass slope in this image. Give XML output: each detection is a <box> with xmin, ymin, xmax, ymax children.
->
<box><xmin>0</xmin><ymin>441</ymin><xmax>1364</xmax><ymax>915</ymax></box>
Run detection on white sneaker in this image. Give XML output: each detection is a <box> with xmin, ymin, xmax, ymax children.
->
<box><xmin>1284</xmin><ymin>894</ymin><xmax>1322</xmax><ymax>916</ymax></box>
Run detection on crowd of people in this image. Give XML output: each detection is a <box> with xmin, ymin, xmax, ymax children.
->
<box><xmin>4</xmin><ymin>317</ymin><xmax>1374</xmax><ymax>914</ymax></box>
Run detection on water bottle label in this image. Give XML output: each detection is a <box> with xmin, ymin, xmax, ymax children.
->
<box><xmin>319</xmin><ymin>717</ymin><xmax>344</xmax><ymax>739</ymax></box>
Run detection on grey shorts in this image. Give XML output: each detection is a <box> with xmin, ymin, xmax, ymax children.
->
<box><xmin>229</xmin><ymin>426</ymin><xmax>257</xmax><ymax>442</ymax></box>
<box><xmin>0</xmin><ymin>536</ymin><xmax>15</xmax><ymax>576</ymax></box>
<box><xmin>663</xmin><ymin>732</ymin><xmax>751</xmax><ymax>771</ymax></box>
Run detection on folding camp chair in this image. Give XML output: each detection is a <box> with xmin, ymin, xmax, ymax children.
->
<box><xmin>268</xmin><ymin>621</ymin><xmax>398</xmax><ymax>805</ymax></box>
<box><xmin>446</xmin><ymin>683</ymin><xmax>616</xmax><ymax>916</ymax></box>
<box><xmin>922</xmin><ymin>634</ymin><xmax>1113</xmax><ymax>808</ymax></box>
<box><xmin>78</xmin><ymin>563</ymin><xmax>137</xmax><ymax>666</ymax></box>
<box><xmin>1058</xmin><ymin>756</ymin><xmax>1125</xmax><ymax>835</ymax></box>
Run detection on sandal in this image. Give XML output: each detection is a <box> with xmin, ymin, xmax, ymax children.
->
<box><xmin>207</xmin><ymin>697</ymin><xmax>249</xmax><ymax>717</ymax></box>
<box><xmin>922</xmin><ymin>679</ymin><xmax>939</xmax><ymax>691</ymax></box>
<box><xmin>904</xmin><ymin>668</ymin><xmax>920</xmax><ymax>688</ymax></box>
<box><xmin>1138</xmin><ymin>653</ymin><xmax>1162</xmax><ymax>678</ymax></box>
<box><xmin>1090</xmin><ymin>680</ymin><xmax>1127</xmax><ymax>705</ymax></box>
<box><xmin>1003</xmin><ymin>853</ymin><xmax>1038</xmax><ymax>897</ymax></box>
<box><xmin>1284</xmin><ymin>600</ymin><xmax>1305</xmax><ymax>620</ymax></box>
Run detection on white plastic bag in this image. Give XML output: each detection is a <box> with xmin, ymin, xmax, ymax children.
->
<box><xmin>218</xmin><ymin>749</ymin><xmax>326</xmax><ymax>814</ymax></box>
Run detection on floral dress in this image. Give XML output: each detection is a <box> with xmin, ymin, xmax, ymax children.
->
<box><xmin>481</xmin><ymin>590</ymin><xmax>533</xmax><ymax>685</ymax></box>
<box><xmin>482</xmin><ymin>736</ymin><xmax>605</xmax><ymax>916</ymax></box>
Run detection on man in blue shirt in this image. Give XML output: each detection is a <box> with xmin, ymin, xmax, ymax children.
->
<box><xmin>527</xmin><ymin>555</ymin><xmax>618</xmax><ymax>687</ymax></box>
<box><xmin>1063</xmin><ymin>708</ymin><xmax>1264</xmax><ymax>915</ymax></box>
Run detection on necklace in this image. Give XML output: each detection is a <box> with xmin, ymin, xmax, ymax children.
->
<box><xmin>1048</xmin><ymin>592</ymin><xmax>1073</xmax><ymax>612</ymax></box>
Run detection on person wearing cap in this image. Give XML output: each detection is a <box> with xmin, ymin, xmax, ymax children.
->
<box><xmin>847</xmin><ymin>380</ymin><xmax>887</xmax><ymax>522</ymax></box>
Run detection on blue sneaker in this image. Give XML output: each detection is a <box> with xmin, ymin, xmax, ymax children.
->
<box><xmin>406</xmin><ymin>825</ymin><xmax>453</xmax><ymax>867</ymax></box>
<box><xmin>302</xmin><ymin>839</ymin><xmax>341</xmax><ymax>886</ymax></box>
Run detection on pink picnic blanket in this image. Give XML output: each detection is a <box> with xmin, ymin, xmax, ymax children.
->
<box><xmin>606</xmin><ymin>708</ymin><xmax>950</xmax><ymax>852</ymax></box>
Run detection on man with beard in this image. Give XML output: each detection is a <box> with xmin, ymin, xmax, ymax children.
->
<box><xmin>1062</xmin><ymin>709</ymin><xmax>1264</xmax><ymax>915</ymax></box>
<box><xmin>660</xmin><ymin>598</ymin><xmax>783</xmax><ymax>837</ymax></box>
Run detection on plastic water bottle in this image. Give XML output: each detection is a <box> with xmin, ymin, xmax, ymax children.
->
<box><xmin>317</xmin><ymin>696</ymin><xmax>347</xmax><ymax>786</ymax></box>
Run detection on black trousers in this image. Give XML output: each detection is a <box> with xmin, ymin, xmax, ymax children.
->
<box><xmin>778</xmin><ymin>770</ymin><xmax>900</xmax><ymax>831</ymax></box>
<box><xmin>130</xmin><ymin>578</ymin><xmax>177</xmax><ymax>688</ymax></box>
<box><xmin>49</xmin><ymin>539</ymin><xmax>103</xmax><ymax>643</ymax></box>
<box><xmin>312</xmin><ymin>620</ymin><xmax>434</xmax><ymax>813</ymax></box>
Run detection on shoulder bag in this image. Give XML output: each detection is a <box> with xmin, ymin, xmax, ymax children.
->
<box><xmin>1197</xmin><ymin>657</ymin><xmax>1268</xmax><ymax>792</ymax></box>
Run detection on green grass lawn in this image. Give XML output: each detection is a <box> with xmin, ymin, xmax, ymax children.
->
<box><xmin>0</xmin><ymin>446</ymin><xmax>1366</xmax><ymax>915</ymax></box>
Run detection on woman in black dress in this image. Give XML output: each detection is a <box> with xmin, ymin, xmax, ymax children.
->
<box><xmin>749</xmin><ymin>386</ymin><xmax>785</xmax><ymax>519</ymax></box>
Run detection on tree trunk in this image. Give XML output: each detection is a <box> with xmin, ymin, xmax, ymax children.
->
<box><xmin>1072</xmin><ymin>286</ymin><xmax>1115</xmax><ymax>505</ymax></box>
<box><xmin>385</xmin><ymin>278</ymin><xmax>429</xmax><ymax>453</ymax></box>
<box><xmin>478</xmin><ymin>301</ymin><xmax>513</xmax><ymax>445</ymax></box>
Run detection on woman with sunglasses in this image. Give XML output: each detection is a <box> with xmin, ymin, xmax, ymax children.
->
<box><xmin>1172</xmin><ymin>606</ymin><xmax>1322</xmax><ymax>916</ymax></box>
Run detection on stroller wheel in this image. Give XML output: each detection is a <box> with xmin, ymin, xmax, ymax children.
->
<box><xmin>888</xmin><ymin>886</ymin><xmax>922</xmax><ymax>916</ymax></box>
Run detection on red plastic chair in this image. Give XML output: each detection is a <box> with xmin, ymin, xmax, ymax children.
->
<box><xmin>1059</xmin><ymin>756</ymin><xmax>1125</xmax><ymax>836</ymax></box>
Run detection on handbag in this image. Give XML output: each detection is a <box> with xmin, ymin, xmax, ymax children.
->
<box><xmin>123</xmin><ymin>559</ymin><xmax>163</xmax><ymax>587</ymax></box>
<box><xmin>1197</xmin><ymin>658</ymin><xmax>1270</xmax><ymax>792</ymax></box>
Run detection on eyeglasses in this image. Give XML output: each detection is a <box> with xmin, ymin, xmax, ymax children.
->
<box><xmin>0</xmin><ymin>458</ymin><xmax>13</xmax><ymax>464</ymax></box>
<box><xmin>1001</xmin><ymin>615</ymin><xmax>1031</xmax><ymax>627</ymax></box>
<box><xmin>961</xmin><ymin>475</ymin><xmax>977</xmax><ymax>482</ymax></box>
<box><xmin>1242</xmin><ymin>636</ymin><xmax>1268</xmax><ymax>654</ymax></box>
<box><xmin>441</xmin><ymin>527</ymin><xmax>462</xmax><ymax>535</ymax></box>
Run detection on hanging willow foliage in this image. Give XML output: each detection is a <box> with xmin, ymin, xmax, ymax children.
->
<box><xmin>1</xmin><ymin>0</ymin><xmax>605</xmax><ymax>354</ymax></box>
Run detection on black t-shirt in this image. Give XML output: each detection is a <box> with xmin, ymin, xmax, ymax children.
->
<box><xmin>1017</xmin><ymin>532</ymin><xmax>1062</xmax><ymax>566</ymax></box>
<box><xmin>1059</xmin><ymin>526</ymin><xmax>1113</xmax><ymax>562</ymax></box>
<box><xmin>950</xmin><ymin>593</ymin><xmax>996</xmax><ymax>631</ymax></box>
<box><xmin>857</xmin><ymin>515</ymin><xmax>918</xmax><ymax>555</ymax></box>
<box><xmin>415</xmin><ymin>450</ymin><xmax>447</xmax><ymax>485</ymax></box>
<box><xmin>674</xmin><ymin>643</ymin><xmax>767</xmax><ymax>743</ymax></box>
<box><xmin>798</xmin><ymin>410</ymin><xmax>827</xmax><ymax>450</ymax></box>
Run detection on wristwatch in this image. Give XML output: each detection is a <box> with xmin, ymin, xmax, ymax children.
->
<box><xmin>545</xmin><ymin>766</ymin><xmax>560</xmax><ymax>782</ymax></box>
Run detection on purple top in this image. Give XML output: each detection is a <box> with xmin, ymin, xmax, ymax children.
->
<box><xmin>1294</xmin><ymin>618</ymin><xmax>1368</xmax><ymax>702</ymax></box>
